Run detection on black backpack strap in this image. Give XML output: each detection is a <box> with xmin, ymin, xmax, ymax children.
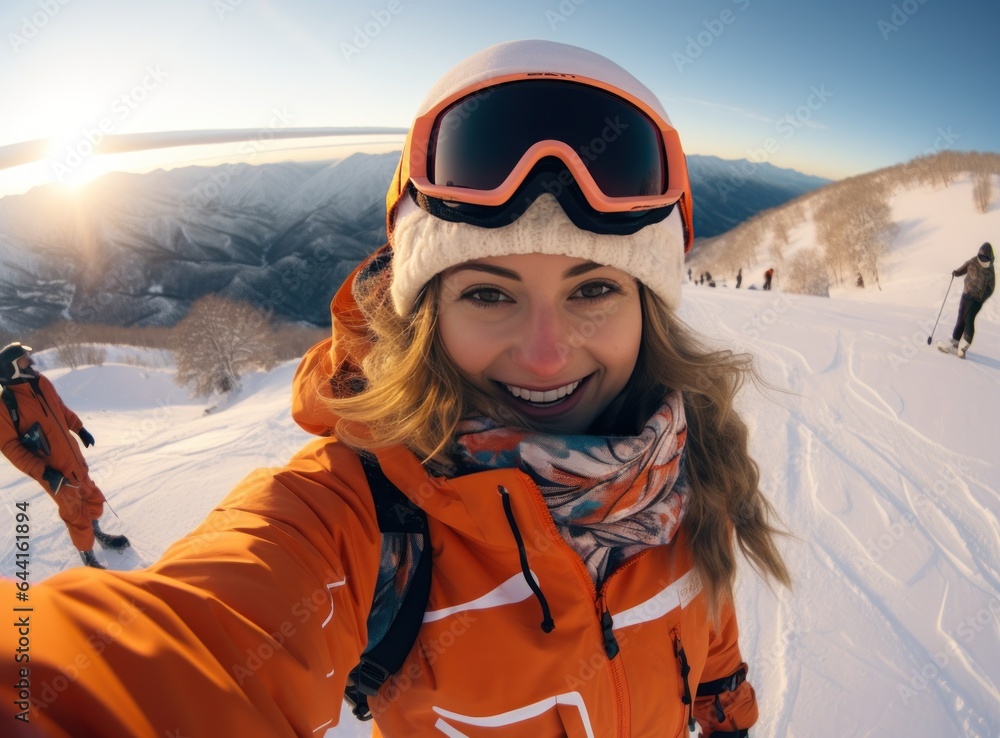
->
<box><xmin>697</xmin><ymin>663</ymin><xmax>749</xmax><ymax>727</ymax></box>
<box><xmin>1</xmin><ymin>388</ymin><xmax>19</xmax><ymax>433</ymax></box>
<box><xmin>344</xmin><ymin>455</ymin><xmax>431</xmax><ymax>722</ymax></box>
<box><xmin>696</xmin><ymin>664</ymin><xmax>747</xmax><ymax>697</ymax></box>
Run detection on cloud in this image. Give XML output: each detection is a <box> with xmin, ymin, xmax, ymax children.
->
<box><xmin>681</xmin><ymin>97</ymin><xmax>828</xmax><ymax>130</ymax></box>
<box><xmin>0</xmin><ymin>128</ymin><xmax>408</xmax><ymax>171</ymax></box>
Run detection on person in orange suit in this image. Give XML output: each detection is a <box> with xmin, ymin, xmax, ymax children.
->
<box><xmin>0</xmin><ymin>342</ymin><xmax>128</xmax><ymax>568</ymax></box>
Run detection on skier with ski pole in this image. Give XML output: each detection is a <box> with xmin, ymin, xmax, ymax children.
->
<box><xmin>937</xmin><ymin>242</ymin><xmax>995</xmax><ymax>359</ymax></box>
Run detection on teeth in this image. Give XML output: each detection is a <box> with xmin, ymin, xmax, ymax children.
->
<box><xmin>504</xmin><ymin>380</ymin><xmax>581</xmax><ymax>404</ymax></box>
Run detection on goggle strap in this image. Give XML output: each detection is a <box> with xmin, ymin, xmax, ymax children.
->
<box><xmin>410</xmin><ymin>177</ymin><xmax>673</xmax><ymax>238</ymax></box>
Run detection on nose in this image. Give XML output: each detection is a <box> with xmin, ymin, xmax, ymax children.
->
<box><xmin>511</xmin><ymin>303</ymin><xmax>573</xmax><ymax>378</ymax></box>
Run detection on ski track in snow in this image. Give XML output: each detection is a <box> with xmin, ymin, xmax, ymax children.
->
<box><xmin>679</xmin><ymin>286</ymin><xmax>1000</xmax><ymax>737</ymax></box>
<box><xmin>1</xmin><ymin>284</ymin><xmax>999</xmax><ymax>736</ymax></box>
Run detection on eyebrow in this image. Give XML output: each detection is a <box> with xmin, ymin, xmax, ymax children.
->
<box><xmin>447</xmin><ymin>261</ymin><xmax>605</xmax><ymax>281</ymax></box>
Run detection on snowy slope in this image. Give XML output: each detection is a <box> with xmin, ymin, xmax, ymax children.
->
<box><xmin>2</xmin><ymin>161</ymin><xmax>999</xmax><ymax>736</ymax></box>
<box><xmin>1</xmin><ymin>283</ymin><xmax>997</xmax><ymax>736</ymax></box>
<box><xmin>688</xmin><ymin>173</ymin><xmax>1000</xmax><ymax>316</ymax></box>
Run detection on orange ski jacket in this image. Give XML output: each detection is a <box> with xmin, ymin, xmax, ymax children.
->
<box><xmin>0</xmin><ymin>374</ymin><xmax>89</xmax><ymax>488</ymax></box>
<box><xmin>0</xmin><ymin>265</ymin><xmax>758</xmax><ymax>737</ymax></box>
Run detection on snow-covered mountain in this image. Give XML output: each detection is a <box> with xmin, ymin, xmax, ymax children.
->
<box><xmin>688</xmin><ymin>155</ymin><xmax>831</xmax><ymax>237</ymax></box>
<box><xmin>0</xmin><ymin>153</ymin><xmax>399</xmax><ymax>332</ymax></box>
<box><xmin>0</xmin><ymin>168</ymin><xmax>998</xmax><ymax>734</ymax></box>
<box><xmin>0</xmin><ymin>152</ymin><xmax>826</xmax><ymax>334</ymax></box>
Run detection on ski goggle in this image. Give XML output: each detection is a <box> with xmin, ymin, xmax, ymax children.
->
<box><xmin>403</xmin><ymin>75</ymin><xmax>693</xmax><ymax>248</ymax></box>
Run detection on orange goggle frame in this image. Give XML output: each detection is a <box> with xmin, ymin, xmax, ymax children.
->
<box><xmin>399</xmin><ymin>72</ymin><xmax>693</xmax><ymax>250</ymax></box>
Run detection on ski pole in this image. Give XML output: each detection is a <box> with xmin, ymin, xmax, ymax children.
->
<box><xmin>927</xmin><ymin>274</ymin><xmax>954</xmax><ymax>345</ymax></box>
<box><xmin>104</xmin><ymin>497</ymin><xmax>123</xmax><ymax>521</ymax></box>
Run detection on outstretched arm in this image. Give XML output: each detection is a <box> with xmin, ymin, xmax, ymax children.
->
<box><xmin>0</xmin><ymin>442</ymin><xmax>380</xmax><ymax>737</ymax></box>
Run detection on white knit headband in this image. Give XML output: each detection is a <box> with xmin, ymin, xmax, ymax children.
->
<box><xmin>389</xmin><ymin>192</ymin><xmax>685</xmax><ymax>314</ymax></box>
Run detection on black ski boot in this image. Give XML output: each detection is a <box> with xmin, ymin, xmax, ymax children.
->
<box><xmin>80</xmin><ymin>550</ymin><xmax>106</xmax><ymax>569</ymax></box>
<box><xmin>93</xmin><ymin>519</ymin><xmax>130</xmax><ymax>552</ymax></box>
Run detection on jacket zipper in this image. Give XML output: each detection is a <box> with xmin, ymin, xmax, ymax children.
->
<box><xmin>519</xmin><ymin>474</ymin><xmax>658</xmax><ymax>738</ymax></box>
<box><xmin>595</xmin><ymin>550</ymin><xmax>657</xmax><ymax>738</ymax></box>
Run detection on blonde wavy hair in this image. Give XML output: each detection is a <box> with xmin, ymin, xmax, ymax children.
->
<box><xmin>330</xmin><ymin>271</ymin><xmax>790</xmax><ymax>615</ymax></box>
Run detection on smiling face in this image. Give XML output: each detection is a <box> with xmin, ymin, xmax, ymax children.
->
<box><xmin>437</xmin><ymin>253</ymin><xmax>643</xmax><ymax>434</ymax></box>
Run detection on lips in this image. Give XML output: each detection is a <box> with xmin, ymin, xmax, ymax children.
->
<box><xmin>494</xmin><ymin>374</ymin><xmax>593</xmax><ymax>420</ymax></box>
<box><xmin>503</xmin><ymin>379</ymin><xmax>581</xmax><ymax>405</ymax></box>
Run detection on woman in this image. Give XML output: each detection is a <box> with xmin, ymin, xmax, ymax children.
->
<box><xmin>2</xmin><ymin>41</ymin><xmax>788</xmax><ymax>737</ymax></box>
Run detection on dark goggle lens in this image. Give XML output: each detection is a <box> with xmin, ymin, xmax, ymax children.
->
<box><xmin>428</xmin><ymin>80</ymin><xmax>666</xmax><ymax>198</ymax></box>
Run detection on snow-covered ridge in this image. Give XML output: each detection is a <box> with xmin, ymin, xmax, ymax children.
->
<box><xmin>0</xmin><ymin>150</ymin><xmax>828</xmax><ymax>335</ymax></box>
<box><xmin>0</xmin><ymin>153</ymin><xmax>400</xmax><ymax>332</ymax></box>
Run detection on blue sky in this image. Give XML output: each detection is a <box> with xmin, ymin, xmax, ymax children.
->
<box><xmin>0</xmin><ymin>0</ymin><xmax>997</xmax><ymax>189</ymax></box>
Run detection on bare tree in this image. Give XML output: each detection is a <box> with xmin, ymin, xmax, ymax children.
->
<box><xmin>172</xmin><ymin>296</ymin><xmax>277</xmax><ymax>397</ymax></box>
<box><xmin>815</xmin><ymin>179</ymin><xmax>892</xmax><ymax>290</ymax></box>
<box><xmin>785</xmin><ymin>248</ymin><xmax>830</xmax><ymax>297</ymax></box>
<box><xmin>850</xmin><ymin>185</ymin><xmax>893</xmax><ymax>291</ymax></box>
<box><xmin>972</xmin><ymin>171</ymin><xmax>993</xmax><ymax>214</ymax></box>
<box><xmin>815</xmin><ymin>188</ymin><xmax>852</xmax><ymax>287</ymax></box>
<box><xmin>56</xmin><ymin>343</ymin><xmax>107</xmax><ymax>369</ymax></box>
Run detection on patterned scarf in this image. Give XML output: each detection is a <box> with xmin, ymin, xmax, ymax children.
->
<box><xmin>454</xmin><ymin>391</ymin><xmax>690</xmax><ymax>584</ymax></box>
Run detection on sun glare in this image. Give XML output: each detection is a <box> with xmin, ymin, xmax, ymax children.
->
<box><xmin>45</xmin><ymin>117</ymin><xmax>119</xmax><ymax>190</ymax></box>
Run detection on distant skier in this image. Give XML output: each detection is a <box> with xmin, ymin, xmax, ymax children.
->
<box><xmin>763</xmin><ymin>268</ymin><xmax>774</xmax><ymax>291</ymax></box>
<box><xmin>0</xmin><ymin>343</ymin><xmax>129</xmax><ymax>567</ymax></box>
<box><xmin>736</xmin><ymin>268</ymin><xmax>743</xmax><ymax>288</ymax></box>
<box><xmin>940</xmin><ymin>243</ymin><xmax>995</xmax><ymax>358</ymax></box>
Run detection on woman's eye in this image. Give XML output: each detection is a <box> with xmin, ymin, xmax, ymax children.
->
<box><xmin>462</xmin><ymin>287</ymin><xmax>509</xmax><ymax>306</ymax></box>
<box><xmin>574</xmin><ymin>282</ymin><xmax>616</xmax><ymax>300</ymax></box>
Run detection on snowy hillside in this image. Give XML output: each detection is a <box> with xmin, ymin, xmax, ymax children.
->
<box><xmin>1</xmin><ymin>260</ymin><xmax>998</xmax><ymax>736</ymax></box>
<box><xmin>688</xmin><ymin>169</ymin><xmax>1000</xmax><ymax>317</ymax></box>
